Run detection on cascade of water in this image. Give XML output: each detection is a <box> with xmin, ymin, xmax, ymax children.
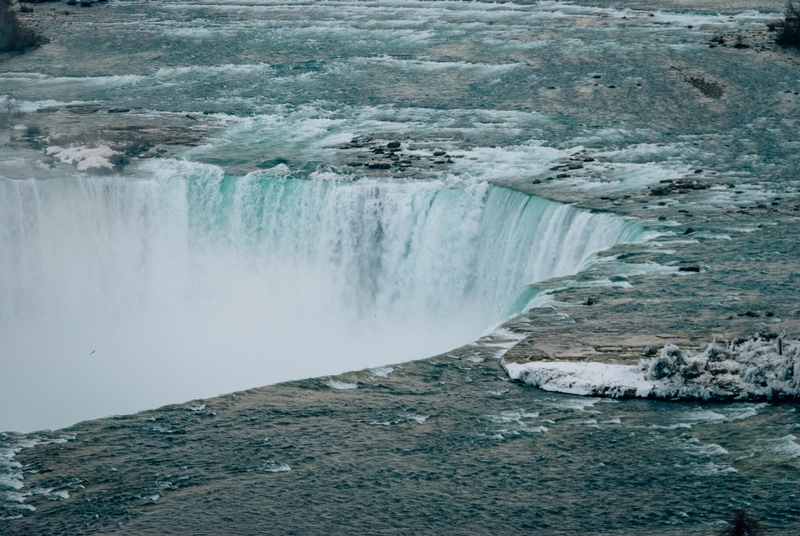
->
<box><xmin>0</xmin><ymin>161</ymin><xmax>643</xmax><ymax>431</ymax></box>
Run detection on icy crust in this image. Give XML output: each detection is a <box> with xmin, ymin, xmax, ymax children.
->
<box><xmin>504</xmin><ymin>338</ymin><xmax>800</xmax><ymax>401</ymax></box>
<box><xmin>45</xmin><ymin>145</ymin><xmax>125</xmax><ymax>172</ymax></box>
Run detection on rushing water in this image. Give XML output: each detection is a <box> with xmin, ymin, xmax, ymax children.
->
<box><xmin>1</xmin><ymin>0</ymin><xmax>799</xmax><ymax>532</ymax></box>
<box><xmin>0</xmin><ymin>170</ymin><xmax>640</xmax><ymax>432</ymax></box>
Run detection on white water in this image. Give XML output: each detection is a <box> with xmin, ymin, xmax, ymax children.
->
<box><xmin>0</xmin><ymin>160</ymin><xmax>642</xmax><ymax>432</ymax></box>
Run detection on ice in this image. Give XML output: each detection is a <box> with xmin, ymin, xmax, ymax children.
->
<box><xmin>505</xmin><ymin>361</ymin><xmax>654</xmax><ymax>398</ymax></box>
<box><xmin>505</xmin><ymin>337</ymin><xmax>800</xmax><ymax>401</ymax></box>
<box><xmin>45</xmin><ymin>145</ymin><xmax>121</xmax><ymax>172</ymax></box>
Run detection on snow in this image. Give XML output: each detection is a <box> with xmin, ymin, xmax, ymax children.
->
<box><xmin>45</xmin><ymin>145</ymin><xmax>121</xmax><ymax>171</ymax></box>
<box><xmin>505</xmin><ymin>361</ymin><xmax>654</xmax><ymax>398</ymax></box>
<box><xmin>504</xmin><ymin>337</ymin><xmax>800</xmax><ymax>401</ymax></box>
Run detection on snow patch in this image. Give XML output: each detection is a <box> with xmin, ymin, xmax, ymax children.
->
<box><xmin>505</xmin><ymin>338</ymin><xmax>800</xmax><ymax>401</ymax></box>
<box><xmin>45</xmin><ymin>145</ymin><xmax>124</xmax><ymax>172</ymax></box>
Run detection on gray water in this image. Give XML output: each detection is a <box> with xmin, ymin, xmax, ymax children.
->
<box><xmin>1</xmin><ymin>0</ymin><xmax>799</xmax><ymax>532</ymax></box>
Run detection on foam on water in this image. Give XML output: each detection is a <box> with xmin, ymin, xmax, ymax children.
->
<box><xmin>767</xmin><ymin>434</ymin><xmax>800</xmax><ymax>461</ymax></box>
<box><xmin>369</xmin><ymin>366</ymin><xmax>394</xmax><ymax>378</ymax></box>
<box><xmin>255</xmin><ymin>461</ymin><xmax>292</xmax><ymax>473</ymax></box>
<box><xmin>0</xmin><ymin>433</ymin><xmax>73</xmax><ymax>519</ymax></box>
<box><xmin>326</xmin><ymin>380</ymin><xmax>359</xmax><ymax>391</ymax></box>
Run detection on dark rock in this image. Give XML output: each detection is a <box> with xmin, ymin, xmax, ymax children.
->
<box><xmin>642</xmin><ymin>346</ymin><xmax>657</xmax><ymax>357</ymax></box>
<box><xmin>765</xmin><ymin>311</ymin><xmax>775</xmax><ymax>317</ymax></box>
<box><xmin>678</xmin><ymin>266</ymin><xmax>700</xmax><ymax>272</ymax></box>
<box><xmin>556</xmin><ymin>173</ymin><xmax>570</xmax><ymax>179</ymax></box>
<box><xmin>532</xmin><ymin>179</ymin><xmax>541</xmax><ymax>184</ymax></box>
<box><xmin>658</xmin><ymin>216</ymin><xmax>666</xmax><ymax>220</ymax></box>
<box><xmin>123</xmin><ymin>142</ymin><xmax>151</xmax><ymax>157</ymax></box>
<box><xmin>592</xmin><ymin>75</ymin><xmax>601</xmax><ymax>79</ymax></box>
<box><xmin>683</xmin><ymin>227</ymin><xmax>695</xmax><ymax>235</ymax></box>
<box><xmin>387</xmin><ymin>141</ymin><xmax>401</xmax><ymax>149</ymax></box>
<box><xmin>108</xmin><ymin>153</ymin><xmax>130</xmax><ymax>168</ymax></box>
<box><xmin>584</xmin><ymin>297</ymin><xmax>596</xmax><ymax>306</ymax></box>
<box><xmin>433</xmin><ymin>150</ymin><xmax>446</xmax><ymax>157</ymax></box>
<box><xmin>694</xmin><ymin>169</ymin><xmax>703</xmax><ymax>174</ymax></box>
<box><xmin>368</xmin><ymin>162</ymin><xmax>391</xmax><ymax>170</ymax></box>
<box><xmin>738</xmin><ymin>311</ymin><xmax>760</xmax><ymax>318</ymax></box>
<box><xmin>108</xmin><ymin>108</ymin><xmax>130</xmax><ymax>114</ymax></box>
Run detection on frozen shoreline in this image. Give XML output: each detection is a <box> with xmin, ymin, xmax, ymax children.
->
<box><xmin>503</xmin><ymin>337</ymin><xmax>800</xmax><ymax>401</ymax></box>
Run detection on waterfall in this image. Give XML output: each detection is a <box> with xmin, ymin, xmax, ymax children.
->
<box><xmin>0</xmin><ymin>161</ymin><xmax>643</xmax><ymax>431</ymax></box>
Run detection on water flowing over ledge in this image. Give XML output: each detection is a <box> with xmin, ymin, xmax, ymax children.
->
<box><xmin>0</xmin><ymin>162</ymin><xmax>644</xmax><ymax>432</ymax></box>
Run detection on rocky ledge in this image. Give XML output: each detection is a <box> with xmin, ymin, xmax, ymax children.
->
<box><xmin>330</xmin><ymin>136</ymin><xmax>464</xmax><ymax>175</ymax></box>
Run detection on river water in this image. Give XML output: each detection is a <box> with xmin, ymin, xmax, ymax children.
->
<box><xmin>1</xmin><ymin>0</ymin><xmax>799</xmax><ymax>533</ymax></box>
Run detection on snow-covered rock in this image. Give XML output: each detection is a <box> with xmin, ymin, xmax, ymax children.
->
<box><xmin>46</xmin><ymin>145</ymin><xmax>125</xmax><ymax>172</ymax></box>
<box><xmin>504</xmin><ymin>337</ymin><xmax>800</xmax><ymax>401</ymax></box>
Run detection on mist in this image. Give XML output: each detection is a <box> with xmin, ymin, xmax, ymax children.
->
<box><xmin>0</xmin><ymin>163</ymin><xmax>640</xmax><ymax>432</ymax></box>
